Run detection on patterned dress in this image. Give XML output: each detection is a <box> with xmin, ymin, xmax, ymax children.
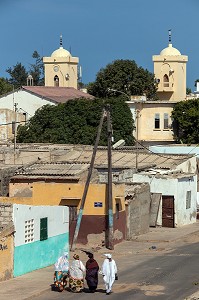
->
<box><xmin>69</xmin><ymin>259</ymin><xmax>85</xmax><ymax>292</ymax></box>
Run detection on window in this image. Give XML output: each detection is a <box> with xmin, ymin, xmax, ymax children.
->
<box><xmin>163</xmin><ymin>74</ymin><xmax>169</xmax><ymax>87</ymax></box>
<box><xmin>164</xmin><ymin>113</ymin><xmax>169</xmax><ymax>129</ymax></box>
<box><xmin>54</xmin><ymin>75</ymin><xmax>59</xmax><ymax>87</ymax></box>
<box><xmin>186</xmin><ymin>191</ymin><xmax>191</xmax><ymax>209</ymax></box>
<box><xmin>69</xmin><ymin>206</ymin><xmax>77</xmax><ymax>222</ymax></box>
<box><xmin>25</xmin><ymin>219</ymin><xmax>34</xmax><ymax>243</ymax></box>
<box><xmin>40</xmin><ymin>217</ymin><xmax>48</xmax><ymax>241</ymax></box>
<box><xmin>116</xmin><ymin>203</ymin><xmax>120</xmax><ymax>219</ymax></box>
<box><xmin>154</xmin><ymin>113</ymin><xmax>160</xmax><ymax>129</ymax></box>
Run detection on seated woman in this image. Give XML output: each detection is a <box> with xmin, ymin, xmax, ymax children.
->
<box><xmin>69</xmin><ymin>254</ymin><xmax>86</xmax><ymax>292</ymax></box>
<box><xmin>54</xmin><ymin>251</ymin><xmax>69</xmax><ymax>292</ymax></box>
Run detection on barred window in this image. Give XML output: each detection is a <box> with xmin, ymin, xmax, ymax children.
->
<box><xmin>25</xmin><ymin>219</ymin><xmax>34</xmax><ymax>244</ymax></box>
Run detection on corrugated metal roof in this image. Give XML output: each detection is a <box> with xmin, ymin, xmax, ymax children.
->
<box><xmin>14</xmin><ymin>162</ymin><xmax>89</xmax><ymax>178</ymax></box>
<box><xmin>12</xmin><ymin>146</ymin><xmax>194</xmax><ymax>179</ymax></box>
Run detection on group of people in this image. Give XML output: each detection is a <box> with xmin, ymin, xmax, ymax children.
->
<box><xmin>53</xmin><ymin>251</ymin><xmax>118</xmax><ymax>295</ymax></box>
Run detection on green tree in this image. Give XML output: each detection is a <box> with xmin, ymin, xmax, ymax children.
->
<box><xmin>186</xmin><ymin>87</ymin><xmax>192</xmax><ymax>95</ymax></box>
<box><xmin>6</xmin><ymin>62</ymin><xmax>28</xmax><ymax>88</ymax></box>
<box><xmin>0</xmin><ymin>77</ymin><xmax>13</xmax><ymax>96</ymax></box>
<box><xmin>172</xmin><ymin>99</ymin><xmax>199</xmax><ymax>143</ymax></box>
<box><xmin>17</xmin><ymin>97</ymin><xmax>135</xmax><ymax>145</ymax></box>
<box><xmin>29</xmin><ymin>50</ymin><xmax>44</xmax><ymax>86</ymax></box>
<box><xmin>87</xmin><ymin>59</ymin><xmax>158</xmax><ymax>100</ymax></box>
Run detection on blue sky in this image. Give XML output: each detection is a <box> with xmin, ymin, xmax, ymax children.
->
<box><xmin>0</xmin><ymin>0</ymin><xmax>198</xmax><ymax>90</ymax></box>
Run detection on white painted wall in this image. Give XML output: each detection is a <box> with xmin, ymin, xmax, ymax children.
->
<box><xmin>133</xmin><ymin>174</ymin><xmax>197</xmax><ymax>226</ymax></box>
<box><xmin>0</xmin><ymin>90</ymin><xmax>56</xmax><ymax>120</ymax></box>
<box><xmin>13</xmin><ymin>204</ymin><xmax>69</xmax><ymax>247</ymax></box>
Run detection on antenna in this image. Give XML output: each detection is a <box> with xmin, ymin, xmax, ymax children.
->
<box><xmin>60</xmin><ymin>34</ymin><xmax>63</xmax><ymax>47</ymax></box>
<box><xmin>168</xmin><ymin>29</ymin><xmax>172</xmax><ymax>44</ymax></box>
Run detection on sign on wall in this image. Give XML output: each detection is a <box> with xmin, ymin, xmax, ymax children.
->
<box><xmin>94</xmin><ymin>202</ymin><xmax>103</xmax><ymax>207</ymax></box>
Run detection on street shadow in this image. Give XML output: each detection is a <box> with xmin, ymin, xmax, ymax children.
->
<box><xmin>83</xmin><ymin>287</ymin><xmax>106</xmax><ymax>294</ymax></box>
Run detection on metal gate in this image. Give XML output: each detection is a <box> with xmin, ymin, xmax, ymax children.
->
<box><xmin>162</xmin><ymin>195</ymin><xmax>174</xmax><ymax>228</ymax></box>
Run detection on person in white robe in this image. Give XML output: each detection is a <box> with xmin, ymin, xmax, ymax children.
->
<box><xmin>101</xmin><ymin>253</ymin><xmax>118</xmax><ymax>295</ymax></box>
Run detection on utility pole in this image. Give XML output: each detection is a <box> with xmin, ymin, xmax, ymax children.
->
<box><xmin>70</xmin><ymin>109</ymin><xmax>106</xmax><ymax>251</ymax></box>
<box><xmin>13</xmin><ymin>103</ymin><xmax>18</xmax><ymax>164</ymax></box>
<box><xmin>135</xmin><ymin>109</ymin><xmax>140</xmax><ymax>172</ymax></box>
<box><xmin>107</xmin><ymin>104</ymin><xmax>114</xmax><ymax>250</ymax></box>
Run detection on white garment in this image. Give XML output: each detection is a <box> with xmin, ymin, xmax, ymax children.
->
<box><xmin>70</xmin><ymin>260</ymin><xmax>86</xmax><ymax>279</ymax></box>
<box><xmin>54</xmin><ymin>254</ymin><xmax>69</xmax><ymax>272</ymax></box>
<box><xmin>101</xmin><ymin>258</ymin><xmax>117</xmax><ymax>293</ymax></box>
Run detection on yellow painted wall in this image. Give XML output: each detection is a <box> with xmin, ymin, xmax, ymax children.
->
<box><xmin>6</xmin><ymin>182</ymin><xmax>126</xmax><ymax>215</ymax></box>
<box><xmin>153</xmin><ymin>54</ymin><xmax>188</xmax><ymax>101</ymax></box>
<box><xmin>0</xmin><ymin>234</ymin><xmax>14</xmax><ymax>281</ymax></box>
<box><xmin>130</xmin><ymin>102</ymin><xmax>174</xmax><ymax>141</ymax></box>
<box><xmin>43</xmin><ymin>56</ymin><xmax>79</xmax><ymax>89</ymax></box>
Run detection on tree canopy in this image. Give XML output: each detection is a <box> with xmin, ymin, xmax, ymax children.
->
<box><xmin>29</xmin><ymin>51</ymin><xmax>44</xmax><ymax>86</ymax></box>
<box><xmin>6</xmin><ymin>62</ymin><xmax>28</xmax><ymax>88</ymax></box>
<box><xmin>87</xmin><ymin>59</ymin><xmax>158</xmax><ymax>100</ymax></box>
<box><xmin>0</xmin><ymin>77</ymin><xmax>13</xmax><ymax>95</ymax></box>
<box><xmin>172</xmin><ymin>98</ymin><xmax>199</xmax><ymax>144</ymax></box>
<box><xmin>16</xmin><ymin>97</ymin><xmax>135</xmax><ymax>146</ymax></box>
<box><xmin>5</xmin><ymin>51</ymin><xmax>44</xmax><ymax>89</ymax></box>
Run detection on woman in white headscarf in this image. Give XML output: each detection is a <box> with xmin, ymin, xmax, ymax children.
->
<box><xmin>69</xmin><ymin>254</ymin><xmax>86</xmax><ymax>293</ymax></box>
<box><xmin>101</xmin><ymin>254</ymin><xmax>118</xmax><ymax>295</ymax></box>
<box><xmin>54</xmin><ymin>251</ymin><xmax>69</xmax><ymax>292</ymax></box>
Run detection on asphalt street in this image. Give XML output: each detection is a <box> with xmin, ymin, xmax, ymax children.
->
<box><xmin>33</xmin><ymin>240</ymin><xmax>199</xmax><ymax>300</ymax></box>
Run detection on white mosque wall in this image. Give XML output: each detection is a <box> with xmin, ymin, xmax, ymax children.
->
<box><xmin>0</xmin><ymin>90</ymin><xmax>56</xmax><ymax>120</ymax></box>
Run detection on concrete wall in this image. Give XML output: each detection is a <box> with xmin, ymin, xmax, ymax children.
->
<box><xmin>13</xmin><ymin>204</ymin><xmax>69</xmax><ymax>277</ymax></box>
<box><xmin>125</xmin><ymin>183</ymin><xmax>151</xmax><ymax>238</ymax></box>
<box><xmin>133</xmin><ymin>174</ymin><xmax>197</xmax><ymax>227</ymax></box>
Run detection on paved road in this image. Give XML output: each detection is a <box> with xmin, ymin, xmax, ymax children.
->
<box><xmin>33</xmin><ymin>240</ymin><xmax>199</xmax><ymax>300</ymax></box>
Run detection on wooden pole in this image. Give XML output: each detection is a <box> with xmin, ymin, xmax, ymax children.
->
<box><xmin>70</xmin><ymin>109</ymin><xmax>106</xmax><ymax>251</ymax></box>
<box><xmin>107</xmin><ymin>105</ymin><xmax>114</xmax><ymax>250</ymax></box>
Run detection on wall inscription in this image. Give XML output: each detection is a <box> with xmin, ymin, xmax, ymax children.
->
<box><xmin>0</xmin><ymin>243</ymin><xmax>8</xmax><ymax>251</ymax></box>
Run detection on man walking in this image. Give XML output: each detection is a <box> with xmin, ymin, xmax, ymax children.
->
<box><xmin>101</xmin><ymin>254</ymin><xmax>118</xmax><ymax>295</ymax></box>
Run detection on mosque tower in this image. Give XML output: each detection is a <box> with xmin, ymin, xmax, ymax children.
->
<box><xmin>43</xmin><ymin>35</ymin><xmax>79</xmax><ymax>89</ymax></box>
<box><xmin>153</xmin><ymin>30</ymin><xmax>188</xmax><ymax>101</ymax></box>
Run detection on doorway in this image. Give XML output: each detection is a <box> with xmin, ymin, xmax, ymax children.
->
<box><xmin>162</xmin><ymin>195</ymin><xmax>174</xmax><ymax>228</ymax></box>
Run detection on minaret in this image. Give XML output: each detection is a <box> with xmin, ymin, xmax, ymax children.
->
<box><xmin>152</xmin><ymin>30</ymin><xmax>188</xmax><ymax>101</ymax></box>
<box><xmin>43</xmin><ymin>35</ymin><xmax>79</xmax><ymax>89</ymax></box>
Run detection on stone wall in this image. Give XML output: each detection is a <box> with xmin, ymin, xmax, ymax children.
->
<box><xmin>0</xmin><ymin>203</ymin><xmax>13</xmax><ymax>231</ymax></box>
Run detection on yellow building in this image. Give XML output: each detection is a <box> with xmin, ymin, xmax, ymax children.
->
<box><xmin>128</xmin><ymin>99</ymin><xmax>175</xmax><ymax>142</ymax></box>
<box><xmin>43</xmin><ymin>35</ymin><xmax>79</xmax><ymax>89</ymax></box>
<box><xmin>153</xmin><ymin>31</ymin><xmax>188</xmax><ymax>101</ymax></box>
<box><xmin>128</xmin><ymin>31</ymin><xmax>188</xmax><ymax>143</ymax></box>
